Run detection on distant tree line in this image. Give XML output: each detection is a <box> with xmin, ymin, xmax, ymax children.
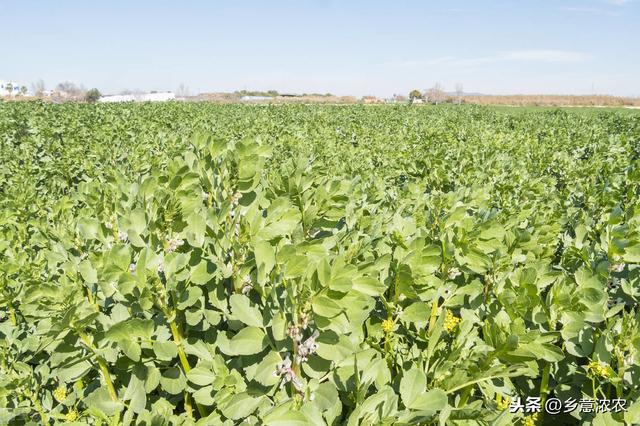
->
<box><xmin>408</xmin><ymin>83</ymin><xmax>465</xmax><ymax>105</ymax></box>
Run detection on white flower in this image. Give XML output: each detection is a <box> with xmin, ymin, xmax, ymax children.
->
<box><xmin>167</xmin><ymin>237</ymin><xmax>184</xmax><ymax>252</ymax></box>
<box><xmin>299</xmin><ymin>312</ymin><xmax>309</xmax><ymax>330</ymax></box>
<box><xmin>202</xmin><ymin>191</ymin><xmax>209</xmax><ymax>200</ymax></box>
<box><xmin>231</xmin><ymin>192</ymin><xmax>242</xmax><ymax>206</ymax></box>
<box><xmin>128</xmin><ymin>263</ymin><xmax>136</xmax><ymax>274</ymax></box>
<box><xmin>288</xmin><ymin>324</ymin><xmax>302</xmax><ymax>342</ymax></box>
<box><xmin>118</xmin><ymin>231</ymin><xmax>128</xmax><ymax>242</ymax></box>
<box><xmin>105</xmin><ymin>222</ymin><xmax>113</xmax><ymax>230</ymax></box>
<box><xmin>296</xmin><ymin>330</ymin><xmax>319</xmax><ymax>364</ymax></box>
<box><xmin>157</xmin><ymin>263</ymin><xmax>165</xmax><ymax>274</ymax></box>
<box><xmin>274</xmin><ymin>355</ymin><xmax>303</xmax><ymax>391</ymax></box>
<box><xmin>241</xmin><ymin>275</ymin><xmax>252</xmax><ymax>294</ymax></box>
<box><xmin>448</xmin><ymin>267</ymin><xmax>461</xmax><ymax>280</ymax></box>
<box><xmin>610</xmin><ymin>263</ymin><xmax>625</xmax><ymax>273</ymax></box>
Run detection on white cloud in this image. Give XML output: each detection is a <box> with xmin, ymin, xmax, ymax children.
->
<box><xmin>606</xmin><ymin>0</ymin><xmax>631</xmax><ymax>5</ymax></box>
<box><xmin>376</xmin><ymin>50</ymin><xmax>593</xmax><ymax>75</ymax></box>
<box><xmin>562</xmin><ymin>6</ymin><xmax>619</xmax><ymax>16</ymax></box>
<box><xmin>435</xmin><ymin>50</ymin><xmax>593</xmax><ymax>67</ymax></box>
<box><xmin>498</xmin><ymin>50</ymin><xmax>593</xmax><ymax>63</ymax></box>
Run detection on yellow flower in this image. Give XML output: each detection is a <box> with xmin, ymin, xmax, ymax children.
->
<box><xmin>587</xmin><ymin>360</ymin><xmax>610</xmax><ymax>378</ymax></box>
<box><xmin>65</xmin><ymin>409</ymin><xmax>78</xmax><ymax>422</ymax></box>
<box><xmin>523</xmin><ymin>413</ymin><xmax>539</xmax><ymax>426</ymax></box>
<box><xmin>382</xmin><ymin>318</ymin><xmax>394</xmax><ymax>333</ymax></box>
<box><xmin>444</xmin><ymin>310</ymin><xmax>460</xmax><ymax>333</ymax></box>
<box><xmin>496</xmin><ymin>395</ymin><xmax>510</xmax><ymax>411</ymax></box>
<box><xmin>53</xmin><ymin>385</ymin><xmax>67</xmax><ymax>403</ymax></box>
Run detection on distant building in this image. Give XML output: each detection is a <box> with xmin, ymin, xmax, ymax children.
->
<box><xmin>240</xmin><ymin>95</ymin><xmax>272</xmax><ymax>102</ymax></box>
<box><xmin>411</xmin><ymin>98</ymin><xmax>424</xmax><ymax>105</ymax></box>
<box><xmin>362</xmin><ymin>96</ymin><xmax>383</xmax><ymax>104</ymax></box>
<box><xmin>99</xmin><ymin>92</ymin><xmax>175</xmax><ymax>103</ymax></box>
<box><xmin>0</xmin><ymin>80</ymin><xmax>29</xmax><ymax>96</ymax></box>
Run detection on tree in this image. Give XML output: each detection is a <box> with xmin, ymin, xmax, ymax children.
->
<box><xmin>426</xmin><ymin>82</ymin><xmax>445</xmax><ymax>105</ymax></box>
<box><xmin>85</xmin><ymin>88</ymin><xmax>101</xmax><ymax>103</ymax></box>
<box><xmin>5</xmin><ymin>83</ymin><xmax>13</xmax><ymax>96</ymax></box>
<box><xmin>55</xmin><ymin>81</ymin><xmax>88</xmax><ymax>100</ymax></box>
<box><xmin>393</xmin><ymin>94</ymin><xmax>407</xmax><ymax>103</ymax></box>
<box><xmin>409</xmin><ymin>89</ymin><xmax>422</xmax><ymax>101</ymax></box>
<box><xmin>176</xmin><ymin>83</ymin><xmax>189</xmax><ymax>97</ymax></box>
<box><xmin>56</xmin><ymin>81</ymin><xmax>79</xmax><ymax>94</ymax></box>
<box><xmin>31</xmin><ymin>79</ymin><xmax>46</xmax><ymax>96</ymax></box>
<box><xmin>19</xmin><ymin>86</ymin><xmax>28</xmax><ymax>96</ymax></box>
<box><xmin>455</xmin><ymin>83</ymin><xmax>464</xmax><ymax>105</ymax></box>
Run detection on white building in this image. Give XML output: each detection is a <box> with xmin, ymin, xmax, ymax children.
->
<box><xmin>99</xmin><ymin>92</ymin><xmax>176</xmax><ymax>103</ymax></box>
<box><xmin>240</xmin><ymin>95</ymin><xmax>272</xmax><ymax>102</ymax></box>
<box><xmin>0</xmin><ymin>80</ymin><xmax>29</xmax><ymax>96</ymax></box>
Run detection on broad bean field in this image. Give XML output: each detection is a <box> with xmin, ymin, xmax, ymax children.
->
<box><xmin>1</xmin><ymin>102</ymin><xmax>640</xmax><ymax>425</ymax></box>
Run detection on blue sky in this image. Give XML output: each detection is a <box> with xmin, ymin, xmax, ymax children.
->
<box><xmin>3</xmin><ymin>0</ymin><xmax>639</xmax><ymax>97</ymax></box>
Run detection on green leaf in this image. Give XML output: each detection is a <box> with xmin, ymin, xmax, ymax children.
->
<box><xmin>352</xmin><ymin>275</ymin><xmax>385</xmax><ymax>297</ymax></box>
<box><xmin>263</xmin><ymin>408</ymin><xmax>309</xmax><ymax>426</ymax></box>
<box><xmin>187</xmin><ymin>366</ymin><xmax>216</xmax><ymax>386</ymax></box>
<box><xmin>128</xmin><ymin>209</ymin><xmax>147</xmax><ymax>235</ymax></box>
<box><xmin>623</xmin><ymin>244</ymin><xmax>640</xmax><ymax>263</ymax></box>
<box><xmin>119</xmin><ymin>339</ymin><xmax>141</xmax><ymax>362</ymax></box>
<box><xmin>190</xmin><ymin>260</ymin><xmax>215</xmax><ymax>285</ymax></box>
<box><xmin>105</xmin><ymin>319</ymin><xmax>154</xmax><ymax>342</ymax></box>
<box><xmin>254</xmin><ymin>240</ymin><xmax>275</xmax><ymax>284</ymax></box>
<box><xmin>83</xmin><ymin>387</ymin><xmax>124</xmax><ymax>416</ymax></box>
<box><xmin>159</xmin><ymin>367</ymin><xmax>186</xmax><ymax>395</ymax></box>
<box><xmin>193</xmin><ymin>385</ymin><xmax>215</xmax><ymax>406</ymax></box>
<box><xmin>79</xmin><ymin>260</ymin><xmax>97</xmax><ymax>283</ymax></box>
<box><xmin>153</xmin><ymin>341</ymin><xmax>178</xmax><ymax>361</ymax></box>
<box><xmin>312</xmin><ymin>296</ymin><xmax>342</xmax><ymax>318</ymax></box>
<box><xmin>219</xmin><ymin>393</ymin><xmax>263</xmax><ymax>420</ymax></box>
<box><xmin>400</xmin><ymin>367</ymin><xmax>426</xmax><ymax>409</ymax></box>
<box><xmin>123</xmin><ymin>369</ymin><xmax>146</xmax><ymax>413</ymax></box>
<box><xmin>177</xmin><ymin>286</ymin><xmax>203</xmax><ymax>310</ymax></box>
<box><xmin>284</xmin><ymin>255</ymin><xmax>308</xmax><ymax>278</ymax></box>
<box><xmin>223</xmin><ymin>327</ymin><xmax>267</xmax><ymax>356</ymax></box>
<box><xmin>77</xmin><ymin>217</ymin><xmax>100</xmax><ymax>239</ymax></box>
<box><xmin>328</xmin><ymin>264</ymin><xmax>356</xmax><ymax>293</ymax></box>
<box><xmin>229</xmin><ymin>294</ymin><xmax>263</xmax><ymax>327</ymax></box>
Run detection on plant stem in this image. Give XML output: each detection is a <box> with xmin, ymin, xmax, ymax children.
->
<box><xmin>77</xmin><ymin>331</ymin><xmax>118</xmax><ymax>402</ymax></box>
<box><xmin>539</xmin><ymin>363</ymin><xmax>551</xmax><ymax>421</ymax></box>
<box><xmin>446</xmin><ymin>373</ymin><xmax>517</xmax><ymax>394</ymax></box>
<box><xmin>167</xmin><ymin>313</ymin><xmax>207</xmax><ymax>418</ymax></box>
<box><xmin>615</xmin><ymin>351</ymin><xmax>625</xmax><ymax>398</ymax></box>
<box><xmin>428</xmin><ymin>299</ymin><xmax>439</xmax><ymax>335</ymax></box>
<box><xmin>458</xmin><ymin>385</ymin><xmax>472</xmax><ymax>407</ymax></box>
<box><xmin>184</xmin><ymin>391</ymin><xmax>194</xmax><ymax>419</ymax></box>
<box><xmin>97</xmin><ymin>357</ymin><xmax>119</xmax><ymax>402</ymax></box>
<box><xmin>27</xmin><ymin>391</ymin><xmax>48</xmax><ymax>424</ymax></box>
<box><xmin>8</xmin><ymin>303</ymin><xmax>17</xmax><ymax>326</ymax></box>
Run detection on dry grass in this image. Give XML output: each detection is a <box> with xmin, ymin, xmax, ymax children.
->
<box><xmin>462</xmin><ymin>95</ymin><xmax>640</xmax><ymax>107</ymax></box>
<box><xmin>188</xmin><ymin>93</ymin><xmax>358</xmax><ymax>104</ymax></box>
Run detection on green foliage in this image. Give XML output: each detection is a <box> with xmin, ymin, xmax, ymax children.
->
<box><xmin>409</xmin><ymin>89</ymin><xmax>422</xmax><ymax>100</ymax></box>
<box><xmin>1</xmin><ymin>102</ymin><xmax>640</xmax><ymax>424</ymax></box>
<box><xmin>84</xmin><ymin>89</ymin><xmax>101</xmax><ymax>103</ymax></box>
